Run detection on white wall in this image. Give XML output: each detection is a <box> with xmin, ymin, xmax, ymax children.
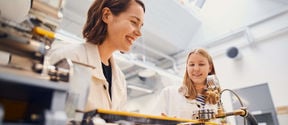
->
<box><xmin>210</xmin><ymin>14</ymin><xmax>288</xmax><ymax>108</ymax></box>
<box><xmin>201</xmin><ymin>8</ymin><xmax>288</xmax><ymax>125</ymax></box>
<box><xmin>213</xmin><ymin>31</ymin><xmax>288</xmax><ymax>125</ymax></box>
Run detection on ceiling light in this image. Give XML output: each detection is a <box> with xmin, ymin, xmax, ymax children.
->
<box><xmin>138</xmin><ymin>69</ymin><xmax>156</xmax><ymax>78</ymax></box>
<box><xmin>127</xmin><ymin>85</ymin><xmax>153</xmax><ymax>94</ymax></box>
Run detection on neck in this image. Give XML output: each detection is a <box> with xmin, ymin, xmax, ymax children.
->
<box><xmin>98</xmin><ymin>42</ymin><xmax>115</xmax><ymax>65</ymax></box>
<box><xmin>194</xmin><ymin>83</ymin><xmax>206</xmax><ymax>94</ymax></box>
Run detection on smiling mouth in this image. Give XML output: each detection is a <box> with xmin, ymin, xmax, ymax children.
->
<box><xmin>193</xmin><ymin>74</ymin><xmax>202</xmax><ymax>77</ymax></box>
<box><xmin>126</xmin><ymin>36</ymin><xmax>135</xmax><ymax>45</ymax></box>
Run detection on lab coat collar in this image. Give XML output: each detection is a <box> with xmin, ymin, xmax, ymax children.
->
<box><xmin>83</xmin><ymin>42</ymin><xmax>106</xmax><ymax>81</ymax></box>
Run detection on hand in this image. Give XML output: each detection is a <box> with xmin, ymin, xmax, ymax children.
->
<box><xmin>161</xmin><ymin>113</ymin><xmax>176</xmax><ymax>118</ymax></box>
<box><xmin>205</xmin><ymin>75</ymin><xmax>221</xmax><ymax>104</ymax></box>
<box><xmin>161</xmin><ymin>113</ymin><xmax>167</xmax><ymax>117</ymax></box>
<box><xmin>205</xmin><ymin>88</ymin><xmax>220</xmax><ymax>104</ymax></box>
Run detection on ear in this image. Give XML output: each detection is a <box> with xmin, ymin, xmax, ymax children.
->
<box><xmin>208</xmin><ymin>65</ymin><xmax>212</xmax><ymax>74</ymax></box>
<box><xmin>102</xmin><ymin>7</ymin><xmax>112</xmax><ymax>23</ymax></box>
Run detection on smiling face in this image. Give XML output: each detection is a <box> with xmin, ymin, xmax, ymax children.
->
<box><xmin>186</xmin><ymin>53</ymin><xmax>212</xmax><ymax>85</ymax></box>
<box><xmin>102</xmin><ymin>1</ymin><xmax>145</xmax><ymax>53</ymax></box>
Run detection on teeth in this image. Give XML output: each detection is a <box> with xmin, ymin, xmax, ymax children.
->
<box><xmin>128</xmin><ymin>37</ymin><xmax>134</xmax><ymax>42</ymax></box>
<box><xmin>193</xmin><ymin>74</ymin><xmax>201</xmax><ymax>77</ymax></box>
<box><xmin>128</xmin><ymin>38</ymin><xmax>133</xmax><ymax>42</ymax></box>
<box><xmin>127</xmin><ymin>36</ymin><xmax>134</xmax><ymax>42</ymax></box>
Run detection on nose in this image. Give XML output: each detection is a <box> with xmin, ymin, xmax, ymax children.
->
<box><xmin>134</xmin><ymin>28</ymin><xmax>142</xmax><ymax>37</ymax></box>
<box><xmin>193</xmin><ymin>65</ymin><xmax>200</xmax><ymax>71</ymax></box>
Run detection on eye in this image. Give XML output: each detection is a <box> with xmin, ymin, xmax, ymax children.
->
<box><xmin>130</xmin><ymin>19</ymin><xmax>142</xmax><ymax>29</ymax></box>
<box><xmin>130</xmin><ymin>20</ymin><xmax>137</xmax><ymax>25</ymax></box>
<box><xmin>189</xmin><ymin>63</ymin><xmax>195</xmax><ymax>66</ymax></box>
<box><xmin>199</xmin><ymin>63</ymin><xmax>205</xmax><ymax>66</ymax></box>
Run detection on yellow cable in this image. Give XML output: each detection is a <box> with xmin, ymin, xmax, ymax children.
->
<box><xmin>33</xmin><ymin>27</ymin><xmax>55</xmax><ymax>39</ymax></box>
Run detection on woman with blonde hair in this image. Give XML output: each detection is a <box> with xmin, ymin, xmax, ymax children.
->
<box><xmin>152</xmin><ymin>48</ymin><xmax>221</xmax><ymax>120</ymax></box>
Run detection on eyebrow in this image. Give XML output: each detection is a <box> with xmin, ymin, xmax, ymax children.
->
<box><xmin>131</xmin><ymin>16</ymin><xmax>144</xmax><ymax>26</ymax></box>
<box><xmin>188</xmin><ymin>61</ymin><xmax>206</xmax><ymax>63</ymax></box>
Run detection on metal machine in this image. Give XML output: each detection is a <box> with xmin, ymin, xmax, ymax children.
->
<box><xmin>0</xmin><ymin>0</ymin><xmax>72</xmax><ymax>125</ymax></box>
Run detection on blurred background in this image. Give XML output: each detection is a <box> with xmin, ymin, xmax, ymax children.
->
<box><xmin>1</xmin><ymin>0</ymin><xmax>288</xmax><ymax>124</ymax></box>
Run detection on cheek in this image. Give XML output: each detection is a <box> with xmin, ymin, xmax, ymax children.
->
<box><xmin>106</xmin><ymin>24</ymin><xmax>116</xmax><ymax>36</ymax></box>
<box><xmin>187</xmin><ymin>67</ymin><xmax>192</xmax><ymax>73</ymax></box>
<box><xmin>108</xmin><ymin>25</ymin><xmax>125</xmax><ymax>39</ymax></box>
<box><xmin>203</xmin><ymin>67</ymin><xmax>210</xmax><ymax>73</ymax></box>
<box><xmin>204</xmin><ymin>68</ymin><xmax>211</xmax><ymax>76</ymax></box>
<box><xmin>187</xmin><ymin>68</ymin><xmax>193</xmax><ymax>76</ymax></box>
<box><xmin>108</xmin><ymin>20</ymin><xmax>126</xmax><ymax>32</ymax></box>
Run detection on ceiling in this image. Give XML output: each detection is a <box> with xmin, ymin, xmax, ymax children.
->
<box><xmin>59</xmin><ymin>0</ymin><xmax>201</xmax><ymax>67</ymax></box>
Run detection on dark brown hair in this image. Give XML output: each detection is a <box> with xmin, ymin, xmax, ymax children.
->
<box><xmin>82</xmin><ymin>0</ymin><xmax>145</xmax><ymax>45</ymax></box>
<box><xmin>182</xmin><ymin>48</ymin><xmax>216</xmax><ymax>99</ymax></box>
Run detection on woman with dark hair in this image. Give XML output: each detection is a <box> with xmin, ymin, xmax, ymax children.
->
<box><xmin>48</xmin><ymin>0</ymin><xmax>145</xmax><ymax>112</ymax></box>
<box><xmin>152</xmin><ymin>48</ymin><xmax>221</xmax><ymax>120</ymax></box>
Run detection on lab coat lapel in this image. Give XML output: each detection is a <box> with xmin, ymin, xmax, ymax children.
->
<box><xmin>83</xmin><ymin>43</ymin><xmax>106</xmax><ymax>81</ymax></box>
<box><xmin>83</xmin><ymin>43</ymin><xmax>112</xmax><ymax>107</ymax></box>
<box><xmin>110</xmin><ymin>55</ymin><xmax>126</xmax><ymax>109</ymax></box>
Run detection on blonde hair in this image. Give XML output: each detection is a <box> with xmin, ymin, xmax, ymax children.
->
<box><xmin>182</xmin><ymin>48</ymin><xmax>216</xmax><ymax>99</ymax></box>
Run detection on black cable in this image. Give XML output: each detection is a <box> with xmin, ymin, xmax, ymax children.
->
<box><xmin>246</xmin><ymin>112</ymin><xmax>258</xmax><ymax>125</ymax></box>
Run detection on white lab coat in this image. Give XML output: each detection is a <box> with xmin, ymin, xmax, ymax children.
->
<box><xmin>152</xmin><ymin>85</ymin><xmax>217</xmax><ymax>120</ymax></box>
<box><xmin>47</xmin><ymin>42</ymin><xmax>127</xmax><ymax>111</ymax></box>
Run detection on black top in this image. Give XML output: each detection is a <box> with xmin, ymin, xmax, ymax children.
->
<box><xmin>102</xmin><ymin>62</ymin><xmax>112</xmax><ymax>100</ymax></box>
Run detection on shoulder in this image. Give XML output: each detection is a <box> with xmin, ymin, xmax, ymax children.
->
<box><xmin>164</xmin><ymin>85</ymin><xmax>180</xmax><ymax>91</ymax></box>
<box><xmin>160</xmin><ymin>85</ymin><xmax>181</xmax><ymax>95</ymax></box>
<box><xmin>47</xmin><ymin>42</ymin><xmax>86</xmax><ymax>64</ymax></box>
<box><xmin>52</xmin><ymin>42</ymin><xmax>86</xmax><ymax>53</ymax></box>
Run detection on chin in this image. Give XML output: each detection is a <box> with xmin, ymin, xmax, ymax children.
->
<box><xmin>120</xmin><ymin>49</ymin><xmax>129</xmax><ymax>53</ymax></box>
<box><xmin>123</xmin><ymin>47</ymin><xmax>131</xmax><ymax>52</ymax></box>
